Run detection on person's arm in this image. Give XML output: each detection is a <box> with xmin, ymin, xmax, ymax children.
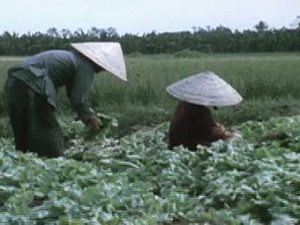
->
<box><xmin>190</xmin><ymin>106</ymin><xmax>231</xmax><ymax>143</ymax></box>
<box><xmin>66</xmin><ymin>60</ymin><xmax>101</xmax><ymax>129</ymax></box>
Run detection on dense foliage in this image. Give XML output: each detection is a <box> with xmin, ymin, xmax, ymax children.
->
<box><xmin>1</xmin><ymin>21</ymin><xmax>300</xmax><ymax>55</ymax></box>
<box><xmin>0</xmin><ymin>115</ymin><xmax>300</xmax><ymax>224</ymax></box>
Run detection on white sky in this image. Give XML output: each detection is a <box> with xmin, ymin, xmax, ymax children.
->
<box><xmin>0</xmin><ymin>0</ymin><xmax>299</xmax><ymax>35</ymax></box>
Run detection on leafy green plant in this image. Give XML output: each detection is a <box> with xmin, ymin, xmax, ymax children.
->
<box><xmin>1</xmin><ymin>116</ymin><xmax>300</xmax><ymax>224</ymax></box>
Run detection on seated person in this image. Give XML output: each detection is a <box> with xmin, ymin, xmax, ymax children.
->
<box><xmin>168</xmin><ymin>101</ymin><xmax>234</xmax><ymax>149</ymax></box>
<box><xmin>166</xmin><ymin>71</ymin><xmax>242</xmax><ymax>150</ymax></box>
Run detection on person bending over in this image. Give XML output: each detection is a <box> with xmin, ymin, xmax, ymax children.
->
<box><xmin>5</xmin><ymin>42</ymin><xmax>127</xmax><ymax>157</ymax></box>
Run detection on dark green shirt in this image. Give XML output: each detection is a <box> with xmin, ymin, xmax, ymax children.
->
<box><xmin>9</xmin><ymin>50</ymin><xmax>95</xmax><ymax>119</ymax></box>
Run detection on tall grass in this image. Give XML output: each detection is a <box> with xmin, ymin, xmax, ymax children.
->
<box><xmin>1</xmin><ymin>53</ymin><xmax>300</xmax><ymax>136</ymax></box>
<box><xmin>90</xmin><ymin>53</ymin><xmax>300</xmax><ymax>103</ymax></box>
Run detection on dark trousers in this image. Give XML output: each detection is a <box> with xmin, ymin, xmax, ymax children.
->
<box><xmin>5</xmin><ymin>76</ymin><xmax>63</xmax><ymax>157</ymax></box>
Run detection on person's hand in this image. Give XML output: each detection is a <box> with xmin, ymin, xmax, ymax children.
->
<box><xmin>213</xmin><ymin>123</ymin><xmax>234</xmax><ymax>139</ymax></box>
<box><xmin>83</xmin><ymin>114</ymin><xmax>102</xmax><ymax>130</ymax></box>
<box><xmin>89</xmin><ymin>115</ymin><xmax>102</xmax><ymax>130</ymax></box>
<box><xmin>215</xmin><ymin>122</ymin><xmax>226</xmax><ymax>132</ymax></box>
<box><xmin>230</xmin><ymin>132</ymin><xmax>242</xmax><ymax>140</ymax></box>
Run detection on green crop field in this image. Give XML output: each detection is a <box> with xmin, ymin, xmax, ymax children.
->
<box><xmin>3</xmin><ymin>53</ymin><xmax>300</xmax><ymax>135</ymax></box>
<box><xmin>1</xmin><ymin>53</ymin><xmax>300</xmax><ymax>224</ymax></box>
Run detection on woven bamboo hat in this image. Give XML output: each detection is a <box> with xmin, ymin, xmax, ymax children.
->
<box><xmin>166</xmin><ymin>71</ymin><xmax>242</xmax><ymax>106</ymax></box>
<box><xmin>71</xmin><ymin>42</ymin><xmax>127</xmax><ymax>81</ymax></box>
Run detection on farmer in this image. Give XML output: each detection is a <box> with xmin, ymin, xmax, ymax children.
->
<box><xmin>4</xmin><ymin>42</ymin><xmax>127</xmax><ymax>157</ymax></box>
<box><xmin>166</xmin><ymin>71</ymin><xmax>242</xmax><ymax>150</ymax></box>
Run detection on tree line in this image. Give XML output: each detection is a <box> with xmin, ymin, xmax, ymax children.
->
<box><xmin>0</xmin><ymin>21</ymin><xmax>300</xmax><ymax>55</ymax></box>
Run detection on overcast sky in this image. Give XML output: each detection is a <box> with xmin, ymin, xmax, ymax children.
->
<box><xmin>1</xmin><ymin>0</ymin><xmax>299</xmax><ymax>35</ymax></box>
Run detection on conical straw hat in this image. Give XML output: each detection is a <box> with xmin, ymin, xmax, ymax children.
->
<box><xmin>71</xmin><ymin>42</ymin><xmax>127</xmax><ymax>81</ymax></box>
<box><xmin>166</xmin><ymin>71</ymin><xmax>242</xmax><ymax>106</ymax></box>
